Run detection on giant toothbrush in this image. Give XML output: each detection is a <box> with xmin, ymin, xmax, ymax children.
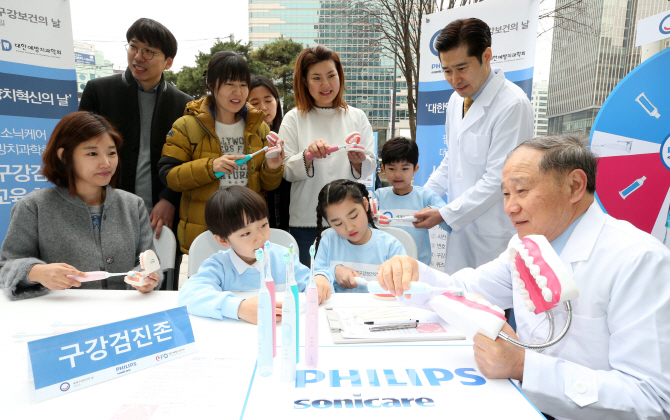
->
<box><xmin>289</xmin><ymin>244</ymin><xmax>300</xmax><ymax>363</ymax></box>
<box><xmin>255</xmin><ymin>249</ymin><xmax>273</xmax><ymax>376</ymax></box>
<box><xmin>281</xmin><ymin>252</ymin><xmax>297</xmax><ymax>382</ymax></box>
<box><xmin>263</xmin><ymin>241</ymin><xmax>277</xmax><ymax>357</ymax></box>
<box><xmin>305</xmin><ymin>244</ymin><xmax>319</xmax><ymax>368</ymax></box>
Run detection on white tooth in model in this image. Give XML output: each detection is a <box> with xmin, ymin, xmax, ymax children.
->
<box><xmin>509</xmin><ymin>235</ymin><xmax>579</xmax><ymax>314</ymax></box>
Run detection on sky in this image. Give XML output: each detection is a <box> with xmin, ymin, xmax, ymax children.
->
<box><xmin>69</xmin><ymin>0</ymin><xmax>554</xmax><ymax>81</ymax></box>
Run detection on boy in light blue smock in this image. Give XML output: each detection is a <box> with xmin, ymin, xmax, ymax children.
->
<box><xmin>178</xmin><ymin>186</ymin><xmax>331</xmax><ymax>324</ymax></box>
<box><xmin>314</xmin><ymin>180</ymin><xmax>406</xmax><ymax>293</ymax></box>
<box><xmin>373</xmin><ymin>137</ymin><xmax>449</xmax><ymax>266</ymax></box>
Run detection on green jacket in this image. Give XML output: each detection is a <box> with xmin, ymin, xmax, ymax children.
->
<box><xmin>158</xmin><ymin>96</ymin><xmax>283</xmax><ymax>253</ymax></box>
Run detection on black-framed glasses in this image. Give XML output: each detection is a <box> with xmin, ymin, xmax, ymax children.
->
<box><xmin>125</xmin><ymin>43</ymin><xmax>163</xmax><ymax>60</ymax></box>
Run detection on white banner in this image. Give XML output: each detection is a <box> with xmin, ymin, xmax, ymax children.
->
<box><xmin>0</xmin><ymin>0</ymin><xmax>78</xmax><ymax>243</ymax></box>
<box><xmin>635</xmin><ymin>10</ymin><xmax>670</xmax><ymax>46</ymax></box>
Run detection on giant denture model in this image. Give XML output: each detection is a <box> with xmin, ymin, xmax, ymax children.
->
<box><xmin>429</xmin><ymin>234</ymin><xmax>579</xmax><ymax>350</ymax></box>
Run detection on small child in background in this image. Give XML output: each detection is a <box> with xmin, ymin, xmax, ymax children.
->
<box><xmin>373</xmin><ymin>137</ymin><xmax>448</xmax><ymax>266</ymax></box>
<box><xmin>314</xmin><ymin>179</ymin><xmax>406</xmax><ymax>293</ymax></box>
<box><xmin>178</xmin><ymin>186</ymin><xmax>331</xmax><ymax>324</ymax></box>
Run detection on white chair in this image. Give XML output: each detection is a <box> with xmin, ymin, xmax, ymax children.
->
<box><xmin>378</xmin><ymin>226</ymin><xmax>419</xmax><ymax>260</ymax></box>
<box><xmin>187</xmin><ymin>229</ymin><xmax>299</xmax><ymax>278</ymax></box>
<box><xmin>153</xmin><ymin>227</ymin><xmax>178</xmax><ymax>290</ymax></box>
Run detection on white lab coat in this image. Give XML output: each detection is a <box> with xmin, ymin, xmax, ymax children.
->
<box><xmin>403</xmin><ymin>202</ymin><xmax>670</xmax><ymax>419</ymax></box>
<box><xmin>425</xmin><ymin>69</ymin><xmax>534</xmax><ymax>274</ymax></box>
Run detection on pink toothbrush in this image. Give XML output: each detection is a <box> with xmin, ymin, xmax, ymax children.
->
<box><xmin>304</xmin><ymin>132</ymin><xmax>363</xmax><ymax>159</ymax></box>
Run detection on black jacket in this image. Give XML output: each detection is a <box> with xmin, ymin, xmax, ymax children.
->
<box><xmin>79</xmin><ymin>67</ymin><xmax>193</xmax><ymax>212</ymax></box>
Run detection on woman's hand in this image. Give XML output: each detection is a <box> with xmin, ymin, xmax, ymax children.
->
<box><xmin>131</xmin><ymin>271</ymin><xmax>160</xmax><ymax>294</ymax></box>
<box><xmin>347</xmin><ymin>150</ymin><xmax>366</xmax><ymax>174</ymax></box>
<box><xmin>304</xmin><ymin>138</ymin><xmax>330</xmax><ymax>169</ymax></box>
<box><xmin>27</xmin><ymin>263</ymin><xmax>84</xmax><ymax>290</ymax></box>
<box><xmin>213</xmin><ymin>155</ymin><xmax>246</xmax><ymax>174</ymax></box>
<box><xmin>265</xmin><ymin>140</ymin><xmax>285</xmax><ymax>170</ymax></box>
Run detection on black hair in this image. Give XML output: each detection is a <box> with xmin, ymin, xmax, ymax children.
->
<box><xmin>205</xmin><ymin>186</ymin><xmax>268</xmax><ymax>239</ymax></box>
<box><xmin>126</xmin><ymin>18</ymin><xmax>178</xmax><ymax>59</ymax></box>
<box><xmin>205</xmin><ymin>51</ymin><xmax>251</xmax><ymax>116</ymax></box>
<box><xmin>250</xmin><ymin>75</ymin><xmax>283</xmax><ymax>132</ymax></box>
<box><xmin>381</xmin><ymin>136</ymin><xmax>419</xmax><ymax>167</ymax></box>
<box><xmin>434</xmin><ymin>18</ymin><xmax>492</xmax><ymax>64</ymax></box>
<box><xmin>315</xmin><ymin>179</ymin><xmax>377</xmax><ymax>251</ymax></box>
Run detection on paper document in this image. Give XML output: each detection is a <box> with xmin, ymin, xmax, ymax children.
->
<box><xmin>326</xmin><ymin>306</ymin><xmax>465</xmax><ymax>343</ymax></box>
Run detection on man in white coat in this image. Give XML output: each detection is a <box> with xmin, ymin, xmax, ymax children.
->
<box><xmin>378</xmin><ymin>136</ymin><xmax>670</xmax><ymax>419</ymax></box>
<box><xmin>414</xmin><ymin>18</ymin><xmax>534</xmax><ymax>274</ymax></box>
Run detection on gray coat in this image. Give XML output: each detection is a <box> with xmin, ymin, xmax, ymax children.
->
<box><xmin>0</xmin><ymin>186</ymin><xmax>159</xmax><ymax>300</ymax></box>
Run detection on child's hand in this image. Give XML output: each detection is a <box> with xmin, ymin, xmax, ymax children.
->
<box><xmin>334</xmin><ymin>265</ymin><xmax>362</xmax><ymax>289</ymax></box>
<box><xmin>237</xmin><ymin>296</ymin><xmax>283</xmax><ymax>324</ymax></box>
<box><xmin>314</xmin><ymin>275</ymin><xmax>331</xmax><ymax>304</ymax></box>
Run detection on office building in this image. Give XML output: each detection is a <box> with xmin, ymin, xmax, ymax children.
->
<box><xmin>248</xmin><ymin>0</ymin><xmax>410</xmax><ymax>144</ymax></box>
<box><xmin>546</xmin><ymin>0</ymin><xmax>670</xmax><ymax>138</ymax></box>
<box><xmin>531</xmin><ymin>80</ymin><xmax>548</xmax><ymax>137</ymax></box>
<box><xmin>74</xmin><ymin>42</ymin><xmax>114</xmax><ymax>100</ymax></box>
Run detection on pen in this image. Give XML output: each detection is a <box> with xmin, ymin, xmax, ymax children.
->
<box><xmin>364</xmin><ymin>319</ymin><xmax>419</xmax><ymax>325</ymax></box>
<box><xmin>369</xmin><ymin>322</ymin><xmax>419</xmax><ymax>332</ymax></box>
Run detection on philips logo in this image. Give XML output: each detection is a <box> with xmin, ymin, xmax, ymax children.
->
<box><xmin>429</xmin><ymin>30</ymin><xmax>441</xmax><ymax>57</ymax></box>
<box><xmin>660</xmin><ymin>14</ymin><xmax>670</xmax><ymax>34</ymax></box>
<box><xmin>60</xmin><ymin>382</ymin><xmax>70</xmax><ymax>392</ymax></box>
<box><xmin>1</xmin><ymin>40</ymin><xmax>11</xmax><ymax>52</ymax></box>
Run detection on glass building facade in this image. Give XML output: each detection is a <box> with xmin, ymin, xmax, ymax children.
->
<box><xmin>249</xmin><ymin>0</ymin><xmax>409</xmax><ymax>139</ymax></box>
<box><xmin>547</xmin><ymin>0</ymin><xmax>670</xmax><ymax>138</ymax></box>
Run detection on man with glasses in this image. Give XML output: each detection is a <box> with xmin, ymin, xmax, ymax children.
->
<box><xmin>80</xmin><ymin>18</ymin><xmax>192</xmax><ymax>249</ymax></box>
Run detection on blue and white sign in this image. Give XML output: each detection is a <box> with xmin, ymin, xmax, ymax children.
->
<box><xmin>635</xmin><ymin>10</ymin><xmax>670</xmax><ymax>46</ymax></box>
<box><xmin>0</xmin><ymin>0</ymin><xmax>78</xmax><ymax>243</ymax></box>
<box><xmin>240</xmin><ymin>345</ymin><xmax>544</xmax><ymax>419</ymax></box>
<box><xmin>74</xmin><ymin>52</ymin><xmax>95</xmax><ymax>65</ymax></box>
<box><xmin>28</xmin><ymin>306</ymin><xmax>196</xmax><ymax>402</ymax></box>
<box><xmin>589</xmin><ymin>48</ymin><xmax>670</xmax><ymax>250</ymax></box>
<box><xmin>414</xmin><ymin>0</ymin><xmax>540</xmax><ymax>186</ymax></box>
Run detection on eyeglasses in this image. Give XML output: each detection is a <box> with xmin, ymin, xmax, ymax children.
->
<box><xmin>125</xmin><ymin>43</ymin><xmax>164</xmax><ymax>61</ymax></box>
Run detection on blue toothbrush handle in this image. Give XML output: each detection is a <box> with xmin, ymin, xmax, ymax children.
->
<box><xmin>234</xmin><ymin>155</ymin><xmax>252</xmax><ymax>166</ymax></box>
<box><xmin>214</xmin><ymin>155</ymin><xmax>252</xmax><ymax>178</ymax></box>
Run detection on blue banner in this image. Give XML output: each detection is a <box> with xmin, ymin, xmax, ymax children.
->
<box><xmin>28</xmin><ymin>306</ymin><xmax>196</xmax><ymax>401</ymax></box>
<box><xmin>0</xmin><ymin>0</ymin><xmax>78</xmax><ymax>244</ymax></box>
<box><xmin>74</xmin><ymin>52</ymin><xmax>95</xmax><ymax>65</ymax></box>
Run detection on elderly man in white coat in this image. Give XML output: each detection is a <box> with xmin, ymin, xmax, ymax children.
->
<box><xmin>414</xmin><ymin>18</ymin><xmax>534</xmax><ymax>274</ymax></box>
<box><xmin>377</xmin><ymin>136</ymin><xmax>670</xmax><ymax>419</ymax></box>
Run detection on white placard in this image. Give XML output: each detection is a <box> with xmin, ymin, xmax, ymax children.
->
<box><xmin>636</xmin><ymin>11</ymin><xmax>670</xmax><ymax>46</ymax></box>
<box><xmin>242</xmin><ymin>345</ymin><xmax>544</xmax><ymax>419</ymax></box>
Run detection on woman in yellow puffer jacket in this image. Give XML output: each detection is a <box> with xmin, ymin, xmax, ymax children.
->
<box><xmin>158</xmin><ymin>51</ymin><xmax>284</xmax><ymax>253</ymax></box>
